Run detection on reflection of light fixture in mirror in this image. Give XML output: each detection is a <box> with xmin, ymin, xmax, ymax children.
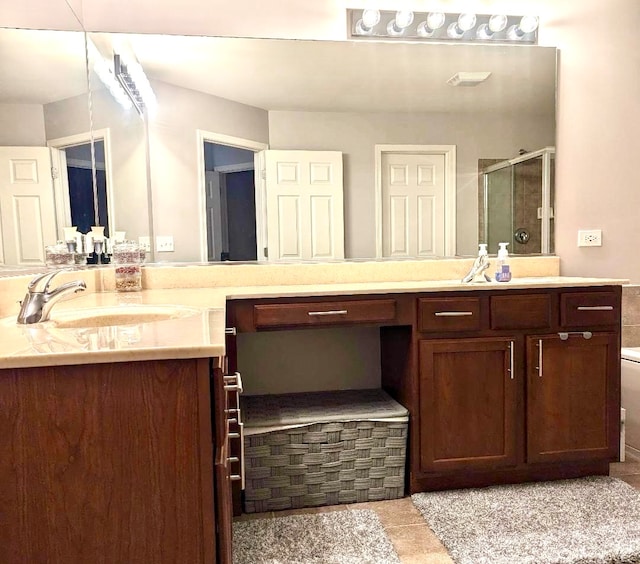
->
<box><xmin>508</xmin><ymin>16</ymin><xmax>539</xmax><ymax>39</ymax></box>
<box><xmin>477</xmin><ymin>14</ymin><xmax>508</xmax><ymax>39</ymax></box>
<box><xmin>387</xmin><ymin>10</ymin><xmax>414</xmax><ymax>36</ymax></box>
<box><xmin>417</xmin><ymin>12</ymin><xmax>446</xmax><ymax>37</ymax></box>
<box><xmin>355</xmin><ymin>9</ymin><xmax>381</xmax><ymax>35</ymax></box>
<box><xmin>87</xmin><ymin>39</ymin><xmax>133</xmax><ymax>111</ymax></box>
<box><xmin>113</xmin><ymin>54</ymin><xmax>157</xmax><ymax>117</ymax></box>
<box><xmin>447</xmin><ymin>13</ymin><xmax>477</xmax><ymax>39</ymax></box>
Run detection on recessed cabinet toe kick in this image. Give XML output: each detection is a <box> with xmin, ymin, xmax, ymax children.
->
<box><xmin>227</xmin><ymin>285</ymin><xmax>621</xmax><ymax>503</ymax></box>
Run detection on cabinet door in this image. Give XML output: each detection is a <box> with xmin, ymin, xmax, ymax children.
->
<box><xmin>419</xmin><ymin>338</ymin><xmax>517</xmax><ymax>473</ymax></box>
<box><xmin>526</xmin><ymin>332</ymin><xmax>620</xmax><ymax>464</ymax></box>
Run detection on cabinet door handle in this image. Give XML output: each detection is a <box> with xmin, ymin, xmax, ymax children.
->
<box><xmin>509</xmin><ymin>341</ymin><xmax>514</xmax><ymax>380</ymax></box>
<box><xmin>434</xmin><ymin>311</ymin><xmax>473</xmax><ymax>317</ymax></box>
<box><xmin>558</xmin><ymin>331</ymin><xmax>592</xmax><ymax>341</ymax></box>
<box><xmin>225</xmin><ymin>327</ymin><xmax>237</xmax><ymax>335</ymax></box>
<box><xmin>537</xmin><ymin>339</ymin><xmax>543</xmax><ymax>377</ymax></box>
<box><xmin>229</xmin><ymin>422</ymin><xmax>245</xmax><ymax>487</ymax></box>
<box><xmin>577</xmin><ymin>305</ymin><xmax>613</xmax><ymax>311</ymax></box>
<box><xmin>307</xmin><ymin>310</ymin><xmax>348</xmax><ymax>316</ymax></box>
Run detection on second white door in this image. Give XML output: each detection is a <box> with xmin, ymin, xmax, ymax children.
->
<box><xmin>262</xmin><ymin>150</ymin><xmax>344</xmax><ymax>261</ymax></box>
<box><xmin>381</xmin><ymin>152</ymin><xmax>447</xmax><ymax>258</ymax></box>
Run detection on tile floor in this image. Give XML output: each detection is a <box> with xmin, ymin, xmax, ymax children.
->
<box><xmin>234</xmin><ymin>449</ymin><xmax>640</xmax><ymax>563</ymax></box>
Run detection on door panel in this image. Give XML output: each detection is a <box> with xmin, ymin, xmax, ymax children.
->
<box><xmin>0</xmin><ymin>147</ymin><xmax>56</xmax><ymax>265</ymax></box>
<box><xmin>419</xmin><ymin>337</ymin><xmax>517</xmax><ymax>473</ymax></box>
<box><xmin>263</xmin><ymin>150</ymin><xmax>344</xmax><ymax>261</ymax></box>
<box><xmin>382</xmin><ymin>152</ymin><xmax>445</xmax><ymax>258</ymax></box>
<box><xmin>526</xmin><ymin>333</ymin><xmax>619</xmax><ymax>463</ymax></box>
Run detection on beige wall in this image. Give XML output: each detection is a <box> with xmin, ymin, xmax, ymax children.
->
<box><xmin>269</xmin><ymin>110</ymin><xmax>554</xmax><ymax>258</ymax></box>
<box><xmin>0</xmin><ymin>104</ymin><xmax>46</xmax><ymax>146</ymax></box>
<box><xmin>3</xmin><ymin>0</ymin><xmax>639</xmax><ymax>279</ymax></box>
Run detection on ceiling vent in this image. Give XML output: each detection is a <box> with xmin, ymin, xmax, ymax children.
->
<box><xmin>447</xmin><ymin>71</ymin><xmax>492</xmax><ymax>86</ymax></box>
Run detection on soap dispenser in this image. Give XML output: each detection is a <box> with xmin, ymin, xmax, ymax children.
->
<box><xmin>495</xmin><ymin>242</ymin><xmax>512</xmax><ymax>282</ymax></box>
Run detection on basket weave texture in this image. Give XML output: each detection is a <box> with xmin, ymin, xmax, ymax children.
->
<box><xmin>244</xmin><ymin>417</ymin><xmax>408</xmax><ymax>513</ymax></box>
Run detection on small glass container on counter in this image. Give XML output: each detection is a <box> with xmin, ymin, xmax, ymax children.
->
<box><xmin>112</xmin><ymin>241</ymin><xmax>142</xmax><ymax>292</ymax></box>
<box><xmin>45</xmin><ymin>241</ymin><xmax>75</xmax><ymax>267</ymax></box>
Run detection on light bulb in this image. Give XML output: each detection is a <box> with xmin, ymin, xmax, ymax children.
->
<box><xmin>426</xmin><ymin>12</ymin><xmax>446</xmax><ymax>30</ymax></box>
<box><xmin>488</xmin><ymin>14</ymin><xmax>508</xmax><ymax>33</ymax></box>
<box><xmin>457</xmin><ymin>13</ymin><xmax>477</xmax><ymax>32</ymax></box>
<box><xmin>361</xmin><ymin>9</ymin><xmax>381</xmax><ymax>29</ymax></box>
<box><xmin>519</xmin><ymin>15</ymin><xmax>539</xmax><ymax>33</ymax></box>
<box><xmin>395</xmin><ymin>10</ymin><xmax>414</xmax><ymax>29</ymax></box>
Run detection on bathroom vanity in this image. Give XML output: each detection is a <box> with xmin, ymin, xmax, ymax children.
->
<box><xmin>0</xmin><ymin>265</ymin><xmax>625</xmax><ymax>564</ymax></box>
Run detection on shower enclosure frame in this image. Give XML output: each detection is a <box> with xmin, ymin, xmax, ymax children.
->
<box><xmin>482</xmin><ymin>146</ymin><xmax>555</xmax><ymax>254</ymax></box>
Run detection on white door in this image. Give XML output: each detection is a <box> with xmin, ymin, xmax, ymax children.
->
<box><xmin>262</xmin><ymin>150</ymin><xmax>344</xmax><ymax>261</ymax></box>
<box><xmin>0</xmin><ymin>147</ymin><xmax>57</xmax><ymax>266</ymax></box>
<box><xmin>382</xmin><ymin>152</ymin><xmax>446</xmax><ymax>258</ymax></box>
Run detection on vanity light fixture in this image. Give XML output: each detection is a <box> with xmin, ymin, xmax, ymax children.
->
<box><xmin>347</xmin><ymin>9</ymin><xmax>539</xmax><ymax>44</ymax></box>
<box><xmin>87</xmin><ymin>40</ymin><xmax>133</xmax><ymax>111</ymax></box>
<box><xmin>113</xmin><ymin>54</ymin><xmax>157</xmax><ymax>117</ymax></box>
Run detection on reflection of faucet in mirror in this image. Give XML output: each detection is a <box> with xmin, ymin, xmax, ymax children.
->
<box><xmin>462</xmin><ymin>247</ymin><xmax>491</xmax><ymax>283</ymax></box>
<box><xmin>17</xmin><ymin>271</ymin><xmax>87</xmax><ymax>324</ymax></box>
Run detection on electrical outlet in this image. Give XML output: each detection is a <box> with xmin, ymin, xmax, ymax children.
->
<box><xmin>138</xmin><ymin>236</ymin><xmax>151</xmax><ymax>252</ymax></box>
<box><xmin>156</xmin><ymin>235</ymin><xmax>174</xmax><ymax>252</ymax></box>
<box><xmin>577</xmin><ymin>229</ymin><xmax>602</xmax><ymax>247</ymax></box>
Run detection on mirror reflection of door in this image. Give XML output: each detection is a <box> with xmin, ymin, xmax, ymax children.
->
<box><xmin>204</xmin><ymin>142</ymin><xmax>257</xmax><ymax>262</ymax></box>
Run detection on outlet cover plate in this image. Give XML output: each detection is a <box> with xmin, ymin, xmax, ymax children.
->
<box><xmin>577</xmin><ymin>229</ymin><xmax>602</xmax><ymax>247</ymax></box>
<box><xmin>156</xmin><ymin>235</ymin><xmax>174</xmax><ymax>252</ymax></box>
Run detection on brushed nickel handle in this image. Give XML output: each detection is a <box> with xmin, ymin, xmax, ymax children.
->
<box><xmin>224</xmin><ymin>371</ymin><xmax>243</xmax><ymax>393</ymax></box>
<box><xmin>434</xmin><ymin>311</ymin><xmax>473</xmax><ymax>317</ymax></box>
<box><xmin>558</xmin><ymin>331</ymin><xmax>593</xmax><ymax>341</ymax></box>
<box><xmin>537</xmin><ymin>339</ymin><xmax>543</xmax><ymax>378</ymax></box>
<box><xmin>225</xmin><ymin>327</ymin><xmax>237</xmax><ymax>335</ymax></box>
<box><xmin>308</xmin><ymin>310</ymin><xmax>348</xmax><ymax>316</ymax></box>
<box><xmin>577</xmin><ymin>306</ymin><xmax>613</xmax><ymax>311</ymax></box>
<box><xmin>509</xmin><ymin>341</ymin><xmax>514</xmax><ymax>380</ymax></box>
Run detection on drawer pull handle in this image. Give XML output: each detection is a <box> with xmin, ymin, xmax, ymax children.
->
<box><xmin>228</xmin><ymin>456</ymin><xmax>240</xmax><ymax>463</ymax></box>
<box><xmin>225</xmin><ymin>327</ymin><xmax>237</xmax><ymax>335</ymax></box>
<box><xmin>537</xmin><ymin>339</ymin><xmax>543</xmax><ymax>378</ymax></box>
<box><xmin>576</xmin><ymin>305</ymin><xmax>613</xmax><ymax>311</ymax></box>
<box><xmin>308</xmin><ymin>310</ymin><xmax>348</xmax><ymax>316</ymax></box>
<box><xmin>434</xmin><ymin>311</ymin><xmax>473</xmax><ymax>317</ymax></box>
<box><xmin>558</xmin><ymin>331</ymin><xmax>593</xmax><ymax>341</ymax></box>
<box><xmin>508</xmin><ymin>341</ymin><xmax>514</xmax><ymax>380</ymax></box>
<box><xmin>224</xmin><ymin>371</ymin><xmax>243</xmax><ymax>393</ymax></box>
<box><xmin>230</xmin><ymin>474</ymin><xmax>242</xmax><ymax>482</ymax></box>
<box><xmin>228</xmin><ymin>432</ymin><xmax>240</xmax><ymax>439</ymax></box>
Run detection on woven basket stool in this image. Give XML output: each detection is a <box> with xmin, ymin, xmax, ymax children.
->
<box><xmin>240</xmin><ymin>388</ymin><xmax>409</xmax><ymax>513</ymax></box>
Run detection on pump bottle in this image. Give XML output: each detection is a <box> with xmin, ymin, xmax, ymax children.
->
<box><xmin>495</xmin><ymin>242</ymin><xmax>512</xmax><ymax>282</ymax></box>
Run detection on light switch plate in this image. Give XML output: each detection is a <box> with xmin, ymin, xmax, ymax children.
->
<box><xmin>138</xmin><ymin>236</ymin><xmax>151</xmax><ymax>252</ymax></box>
<box><xmin>156</xmin><ymin>235</ymin><xmax>174</xmax><ymax>252</ymax></box>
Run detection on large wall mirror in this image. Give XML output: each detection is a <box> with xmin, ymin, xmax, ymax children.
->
<box><xmin>0</xmin><ymin>25</ymin><xmax>557</xmax><ymax>267</ymax></box>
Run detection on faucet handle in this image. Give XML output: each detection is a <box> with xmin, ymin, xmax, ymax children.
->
<box><xmin>28</xmin><ymin>269</ymin><xmax>68</xmax><ymax>293</ymax></box>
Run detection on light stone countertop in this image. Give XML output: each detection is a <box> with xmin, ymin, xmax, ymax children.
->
<box><xmin>0</xmin><ymin>275</ymin><xmax>628</xmax><ymax>370</ymax></box>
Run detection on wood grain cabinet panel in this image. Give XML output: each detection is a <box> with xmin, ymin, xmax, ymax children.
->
<box><xmin>418</xmin><ymin>337</ymin><xmax>517</xmax><ymax>473</ymax></box>
<box><xmin>560</xmin><ymin>291</ymin><xmax>620</xmax><ymax>328</ymax></box>
<box><xmin>253</xmin><ymin>298</ymin><xmax>396</xmax><ymax>328</ymax></box>
<box><xmin>490</xmin><ymin>294</ymin><xmax>551</xmax><ymax>330</ymax></box>
<box><xmin>417</xmin><ymin>297</ymin><xmax>482</xmax><ymax>333</ymax></box>
<box><xmin>0</xmin><ymin>359</ymin><xmax>215</xmax><ymax>564</ymax></box>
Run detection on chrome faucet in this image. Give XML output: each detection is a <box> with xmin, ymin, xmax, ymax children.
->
<box><xmin>462</xmin><ymin>253</ymin><xmax>491</xmax><ymax>284</ymax></box>
<box><xmin>17</xmin><ymin>270</ymin><xmax>86</xmax><ymax>324</ymax></box>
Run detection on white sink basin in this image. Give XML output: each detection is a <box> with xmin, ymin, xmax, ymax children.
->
<box><xmin>50</xmin><ymin>304</ymin><xmax>201</xmax><ymax>329</ymax></box>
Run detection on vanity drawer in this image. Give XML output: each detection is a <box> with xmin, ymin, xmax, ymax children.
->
<box><xmin>561</xmin><ymin>291</ymin><xmax>620</xmax><ymax>328</ymax></box>
<box><xmin>490</xmin><ymin>294</ymin><xmax>551</xmax><ymax>330</ymax></box>
<box><xmin>253</xmin><ymin>299</ymin><xmax>397</xmax><ymax>329</ymax></box>
<box><xmin>418</xmin><ymin>297</ymin><xmax>482</xmax><ymax>333</ymax></box>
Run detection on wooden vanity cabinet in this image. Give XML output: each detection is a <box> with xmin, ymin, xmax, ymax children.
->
<box><xmin>411</xmin><ymin>286</ymin><xmax>621</xmax><ymax>492</ymax></box>
<box><xmin>0</xmin><ymin>358</ymin><xmax>221</xmax><ymax>564</ymax></box>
